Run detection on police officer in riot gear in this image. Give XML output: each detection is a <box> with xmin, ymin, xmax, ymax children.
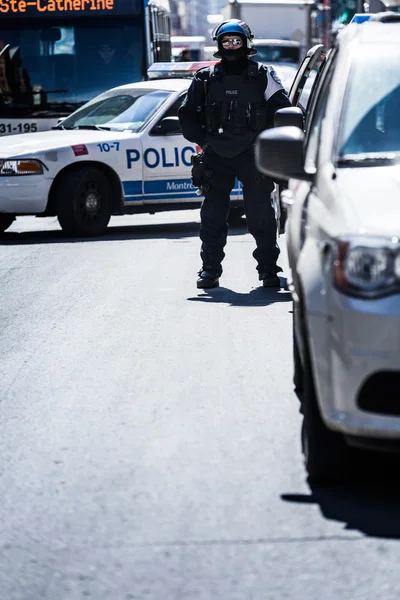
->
<box><xmin>178</xmin><ymin>19</ymin><xmax>291</xmax><ymax>289</ymax></box>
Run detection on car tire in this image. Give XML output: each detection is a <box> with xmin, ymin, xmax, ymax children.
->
<box><xmin>56</xmin><ymin>167</ymin><xmax>112</xmax><ymax>237</ymax></box>
<box><xmin>0</xmin><ymin>214</ymin><xmax>15</xmax><ymax>234</ymax></box>
<box><xmin>301</xmin><ymin>329</ymin><xmax>355</xmax><ymax>484</ymax></box>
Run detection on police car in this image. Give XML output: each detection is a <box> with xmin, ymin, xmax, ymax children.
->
<box><xmin>0</xmin><ymin>62</ymin><xmax>244</xmax><ymax>237</ymax></box>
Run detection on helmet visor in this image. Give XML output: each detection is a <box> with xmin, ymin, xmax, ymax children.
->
<box><xmin>220</xmin><ymin>37</ymin><xmax>244</xmax><ymax>48</ymax></box>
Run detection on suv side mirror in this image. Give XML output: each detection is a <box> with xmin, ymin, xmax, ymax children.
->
<box><xmin>274</xmin><ymin>106</ymin><xmax>304</xmax><ymax>129</ymax></box>
<box><xmin>152</xmin><ymin>116</ymin><xmax>181</xmax><ymax>135</ymax></box>
<box><xmin>255</xmin><ymin>126</ymin><xmax>314</xmax><ymax>182</ymax></box>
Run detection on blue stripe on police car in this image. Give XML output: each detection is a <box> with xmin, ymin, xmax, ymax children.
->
<box><xmin>123</xmin><ymin>180</ymin><xmax>142</xmax><ymax>196</ymax></box>
<box><xmin>145</xmin><ymin>179</ymin><xmax>195</xmax><ymax>193</ymax></box>
<box><xmin>126</xmin><ymin>146</ymin><xmax>196</xmax><ymax>169</ymax></box>
<box><xmin>122</xmin><ymin>178</ymin><xmax>196</xmax><ymax>199</ymax></box>
<box><xmin>122</xmin><ymin>178</ymin><xmax>242</xmax><ymax>202</ymax></box>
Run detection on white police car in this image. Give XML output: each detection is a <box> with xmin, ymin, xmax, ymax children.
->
<box><xmin>0</xmin><ymin>62</ymin><xmax>243</xmax><ymax>237</ymax></box>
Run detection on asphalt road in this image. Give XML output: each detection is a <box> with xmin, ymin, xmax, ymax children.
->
<box><xmin>1</xmin><ymin>212</ymin><xmax>400</xmax><ymax>600</ymax></box>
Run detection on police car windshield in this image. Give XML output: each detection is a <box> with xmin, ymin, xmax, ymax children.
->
<box><xmin>338</xmin><ymin>45</ymin><xmax>400</xmax><ymax>161</ymax></box>
<box><xmin>60</xmin><ymin>90</ymin><xmax>173</xmax><ymax>132</ymax></box>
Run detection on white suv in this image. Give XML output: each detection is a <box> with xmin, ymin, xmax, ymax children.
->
<box><xmin>256</xmin><ymin>15</ymin><xmax>400</xmax><ymax>482</ymax></box>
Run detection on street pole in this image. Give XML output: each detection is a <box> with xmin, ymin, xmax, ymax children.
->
<box><xmin>322</xmin><ymin>0</ymin><xmax>331</xmax><ymax>48</ymax></box>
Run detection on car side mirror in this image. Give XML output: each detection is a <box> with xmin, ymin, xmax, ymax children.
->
<box><xmin>274</xmin><ymin>106</ymin><xmax>304</xmax><ymax>129</ymax></box>
<box><xmin>152</xmin><ymin>116</ymin><xmax>181</xmax><ymax>135</ymax></box>
<box><xmin>255</xmin><ymin>126</ymin><xmax>314</xmax><ymax>182</ymax></box>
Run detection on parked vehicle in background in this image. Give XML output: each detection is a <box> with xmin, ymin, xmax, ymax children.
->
<box><xmin>222</xmin><ymin>0</ymin><xmax>320</xmax><ymax>60</ymax></box>
<box><xmin>368</xmin><ymin>0</ymin><xmax>400</xmax><ymax>11</ymax></box>
<box><xmin>332</xmin><ymin>0</ymin><xmax>400</xmax><ymax>27</ymax></box>
<box><xmin>253</xmin><ymin>38</ymin><xmax>301</xmax><ymax>93</ymax></box>
<box><xmin>0</xmin><ymin>62</ymin><xmax>244</xmax><ymax>237</ymax></box>
<box><xmin>0</xmin><ymin>0</ymin><xmax>172</xmax><ymax>136</ymax></box>
<box><xmin>256</xmin><ymin>16</ymin><xmax>400</xmax><ymax>483</ymax></box>
<box><xmin>171</xmin><ymin>36</ymin><xmax>207</xmax><ymax>61</ymax></box>
<box><xmin>253</xmin><ymin>39</ymin><xmax>301</xmax><ymax>65</ymax></box>
<box><xmin>203</xmin><ymin>46</ymin><xmax>217</xmax><ymax>61</ymax></box>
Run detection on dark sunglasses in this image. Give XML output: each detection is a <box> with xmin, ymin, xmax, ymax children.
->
<box><xmin>221</xmin><ymin>38</ymin><xmax>243</xmax><ymax>48</ymax></box>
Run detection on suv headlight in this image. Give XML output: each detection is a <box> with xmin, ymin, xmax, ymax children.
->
<box><xmin>334</xmin><ymin>236</ymin><xmax>400</xmax><ymax>298</ymax></box>
<box><xmin>0</xmin><ymin>159</ymin><xmax>44</xmax><ymax>176</ymax></box>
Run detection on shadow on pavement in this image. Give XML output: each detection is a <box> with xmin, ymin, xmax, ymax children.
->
<box><xmin>0</xmin><ymin>220</ymin><xmax>249</xmax><ymax>246</ymax></box>
<box><xmin>187</xmin><ymin>280</ymin><xmax>291</xmax><ymax>307</ymax></box>
<box><xmin>282</xmin><ymin>458</ymin><xmax>400</xmax><ymax>539</ymax></box>
<box><xmin>0</xmin><ymin>221</ymin><xmax>202</xmax><ymax>245</ymax></box>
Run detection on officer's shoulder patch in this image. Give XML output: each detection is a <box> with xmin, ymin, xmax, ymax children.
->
<box><xmin>267</xmin><ymin>66</ymin><xmax>283</xmax><ymax>86</ymax></box>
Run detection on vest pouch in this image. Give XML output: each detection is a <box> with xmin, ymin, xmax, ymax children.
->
<box><xmin>205</xmin><ymin>103</ymin><xmax>220</xmax><ymax>133</ymax></box>
<box><xmin>220</xmin><ymin>102</ymin><xmax>230</xmax><ymax>131</ymax></box>
<box><xmin>231</xmin><ymin>102</ymin><xmax>247</xmax><ymax>133</ymax></box>
<box><xmin>248</xmin><ymin>103</ymin><xmax>266</xmax><ymax>132</ymax></box>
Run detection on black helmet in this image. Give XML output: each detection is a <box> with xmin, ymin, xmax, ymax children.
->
<box><xmin>211</xmin><ymin>19</ymin><xmax>257</xmax><ymax>58</ymax></box>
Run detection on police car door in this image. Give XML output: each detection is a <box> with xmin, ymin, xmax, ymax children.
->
<box><xmin>141</xmin><ymin>93</ymin><xmax>198</xmax><ymax>206</ymax></box>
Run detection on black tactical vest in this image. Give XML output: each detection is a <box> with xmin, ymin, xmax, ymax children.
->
<box><xmin>203</xmin><ymin>61</ymin><xmax>268</xmax><ymax>158</ymax></box>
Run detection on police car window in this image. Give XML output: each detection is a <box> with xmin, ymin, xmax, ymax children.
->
<box><xmin>163</xmin><ymin>95</ymin><xmax>186</xmax><ymax>119</ymax></box>
<box><xmin>60</xmin><ymin>90</ymin><xmax>173</xmax><ymax>132</ymax></box>
<box><xmin>338</xmin><ymin>46</ymin><xmax>400</xmax><ymax>159</ymax></box>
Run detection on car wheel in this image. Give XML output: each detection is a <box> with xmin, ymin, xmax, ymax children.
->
<box><xmin>301</xmin><ymin>332</ymin><xmax>355</xmax><ymax>484</ymax></box>
<box><xmin>56</xmin><ymin>167</ymin><xmax>112</xmax><ymax>237</ymax></box>
<box><xmin>228</xmin><ymin>206</ymin><xmax>245</xmax><ymax>225</ymax></box>
<box><xmin>0</xmin><ymin>214</ymin><xmax>15</xmax><ymax>234</ymax></box>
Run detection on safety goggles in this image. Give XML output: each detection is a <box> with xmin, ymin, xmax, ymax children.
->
<box><xmin>221</xmin><ymin>38</ymin><xmax>243</xmax><ymax>48</ymax></box>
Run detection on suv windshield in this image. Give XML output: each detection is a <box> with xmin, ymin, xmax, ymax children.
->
<box><xmin>60</xmin><ymin>90</ymin><xmax>172</xmax><ymax>132</ymax></box>
<box><xmin>338</xmin><ymin>45</ymin><xmax>400</xmax><ymax>159</ymax></box>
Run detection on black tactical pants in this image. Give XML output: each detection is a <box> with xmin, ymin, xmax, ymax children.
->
<box><xmin>199</xmin><ymin>147</ymin><xmax>280</xmax><ymax>275</ymax></box>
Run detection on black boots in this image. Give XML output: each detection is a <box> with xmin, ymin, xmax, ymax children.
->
<box><xmin>197</xmin><ymin>268</ymin><xmax>220</xmax><ymax>289</ymax></box>
<box><xmin>196</xmin><ymin>268</ymin><xmax>281</xmax><ymax>289</ymax></box>
<box><xmin>259</xmin><ymin>272</ymin><xmax>281</xmax><ymax>288</ymax></box>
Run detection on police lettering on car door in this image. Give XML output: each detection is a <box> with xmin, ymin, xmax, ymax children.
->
<box><xmin>126</xmin><ymin>146</ymin><xmax>195</xmax><ymax>169</ymax></box>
